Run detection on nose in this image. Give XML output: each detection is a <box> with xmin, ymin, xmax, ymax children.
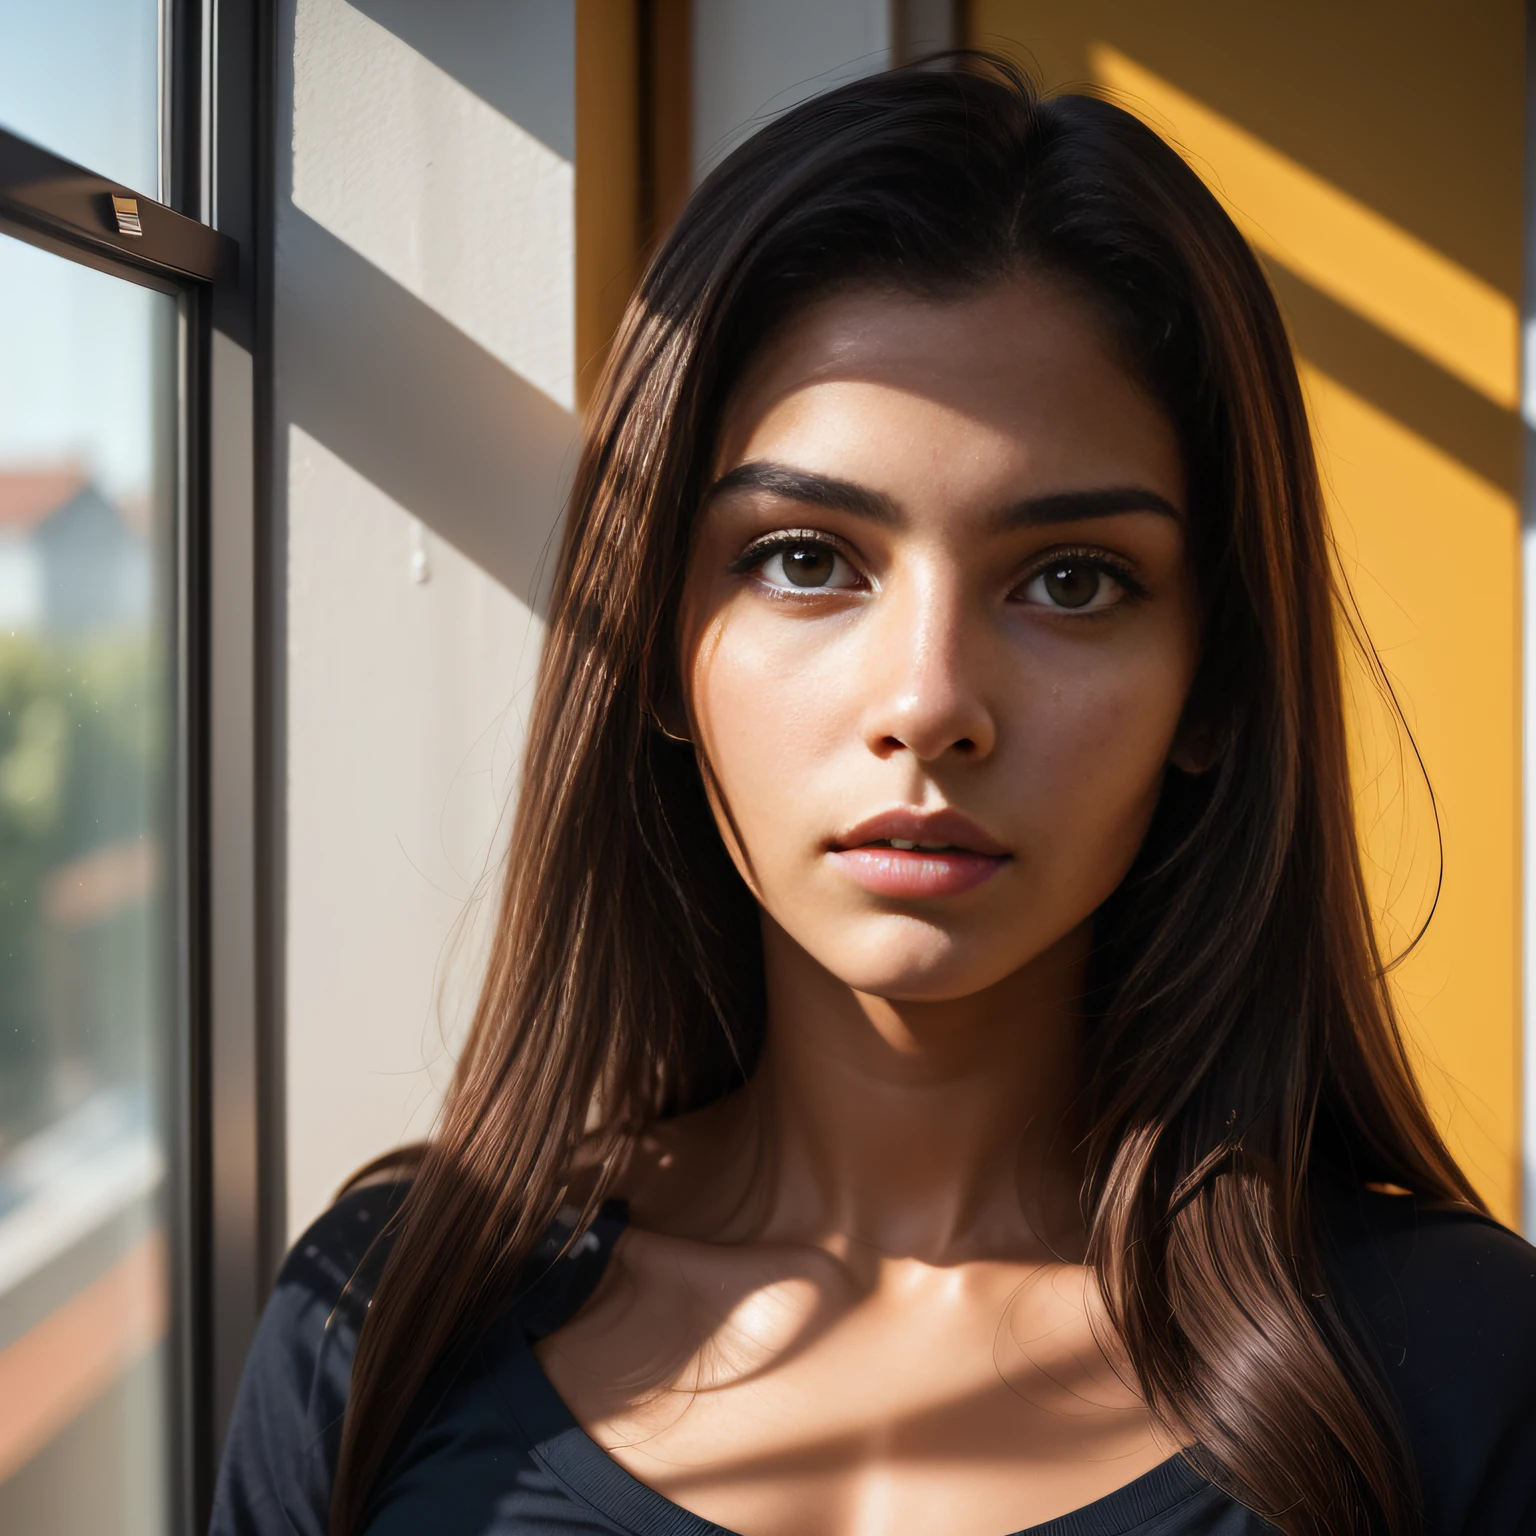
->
<box><xmin>858</xmin><ymin>566</ymin><xmax>998</xmax><ymax>763</ymax></box>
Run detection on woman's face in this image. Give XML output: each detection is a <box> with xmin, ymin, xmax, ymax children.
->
<box><xmin>679</xmin><ymin>277</ymin><xmax>1200</xmax><ymax>1002</ymax></box>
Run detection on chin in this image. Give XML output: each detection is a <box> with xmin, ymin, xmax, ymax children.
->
<box><xmin>808</xmin><ymin>917</ymin><xmax>1025</xmax><ymax>1002</ymax></box>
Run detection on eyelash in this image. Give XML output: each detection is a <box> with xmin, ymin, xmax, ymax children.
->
<box><xmin>729</xmin><ymin>531</ymin><xmax>1149</xmax><ymax>605</ymax></box>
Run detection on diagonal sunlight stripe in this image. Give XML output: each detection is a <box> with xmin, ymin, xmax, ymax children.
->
<box><xmin>1091</xmin><ymin>45</ymin><xmax>1519</xmax><ymax>411</ymax></box>
<box><xmin>293</xmin><ymin>0</ymin><xmax>575</xmax><ymax>412</ymax></box>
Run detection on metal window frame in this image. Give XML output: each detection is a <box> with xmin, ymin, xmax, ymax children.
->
<box><xmin>0</xmin><ymin>0</ymin><xmax>265</xmax><ymax>1521</ymax></box>
<box><xmin>191</xmin><ymin>1</ymin><xmax>284</xmax><ymax>1525</ymax></box>
<box><xmin>0</xmin><ymin>130</ymin><xmax>229</xmax><ymax>285</ymax></box>
<box><xmin>176</xmin><ymin>0</ymin><xmax>281</xmax><ymax>1523</ymax></box>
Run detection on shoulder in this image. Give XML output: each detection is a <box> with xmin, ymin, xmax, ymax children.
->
<box><xmin>209</xmin><ymin>1182</ymin><xmax>628</xmax><ymax>1535</ymax></box>
<box><xmin>1325</xmin><ymin>1188</ymin><xmax>1536</xmax><ymax>1387</ymax></box>
<box><xmin>277</xmin><ymin>1177</ymin><xmax>413</xmax><ymax>1319</ymax></box>
<box><xmin>209</xmin><ymin>1181</ymin><xmax>411</xmax><ymax>1536</ymax></box>
<box><xmin>1322</xmin><ymin>1188</ymin><xmax>1536</xmax><ymax>1534</ymax></box>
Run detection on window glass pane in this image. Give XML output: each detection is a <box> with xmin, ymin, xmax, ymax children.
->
<box><xmin>0</xmin><ymin>233</ymin><xmax>176</xmax><ymax>1535</ymax></box>
<box><xmin>0</xmin><ymin>0</ymin><xmax>159</xmax><ymax>196</ymax></box>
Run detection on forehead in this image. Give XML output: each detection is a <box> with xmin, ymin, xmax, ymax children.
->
<box><xmin>714</xmin><ymin>278</ymin><xmax>1183</xmax><ymax>510</ymax></box>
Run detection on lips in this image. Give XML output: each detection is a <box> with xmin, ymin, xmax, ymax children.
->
<box><xmin>827</xmin><ymin>808</ymin><xmax>1010</xmax><ymax>898</ymax></box>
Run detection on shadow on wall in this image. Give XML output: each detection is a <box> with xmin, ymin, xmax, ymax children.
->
<box><xmin>972</xmin><ymin>5</ymin><xmax>1522</xmax><ymax>488</ymax></box>
<box><xmin>277</xmin><ymin>209</ymin><xmax>574</xmax><ymax>613</ymax></box>
<box><xmin>346</xmin><ymin>0</ymin><xmax>576</xmax><ymax>162</ymax></box>
<box><xmin>275</xmin><ymin>0</ymin><xmax>590</xmax><ymax>1241</ymax></box>
<box><xmin>279</xmin><ymin>0</ymin><xmax>582</xmax><ymax>617</ymax></box>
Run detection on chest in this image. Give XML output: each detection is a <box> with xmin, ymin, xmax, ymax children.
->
<box><xmin>534</xmin><ymin>1242</ymin><xmax>1175</xmax><ymax>1536</ymax></box>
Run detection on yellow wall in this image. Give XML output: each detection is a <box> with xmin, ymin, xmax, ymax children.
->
<box><xmin>970</xmin><ymin>2</ymin><xmax>1525</xmax><ymax>1222</ymax></box>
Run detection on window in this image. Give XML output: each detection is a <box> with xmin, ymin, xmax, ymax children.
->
<box><xmin>0</xmin><ymin>233</ymin><xmax>178</xmax><ymax>1536</ymax></box>
<box><xmin>0</xmin><ymin>2</ymin><xmax>238</xmax><ymax>1529</ymax></box>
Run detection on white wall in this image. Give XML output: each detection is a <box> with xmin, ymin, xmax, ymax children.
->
<box><xmin>691</xmin><ymin>0</ymin><xmax>891</xmax><ymax>177</ymax></box>
<box><xmin>276</xmin><ymin>0</ymin><xmax>577</xmax><ymax>1239</ymax></box>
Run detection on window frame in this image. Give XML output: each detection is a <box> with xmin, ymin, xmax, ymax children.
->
<box><xmin>0</xmin><ymin>0</ymin><xmax>256</xmax><ymax>1519</ymax></box>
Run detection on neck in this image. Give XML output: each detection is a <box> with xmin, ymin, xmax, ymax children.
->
<box><xmin>729</xmin><ymin>919</ymin><xmax>1090</xmax><ymax>1265</ymax></box>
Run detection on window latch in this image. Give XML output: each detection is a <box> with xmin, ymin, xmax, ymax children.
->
<box><xmin>110</xmin><ymin>195</ymin><xmax>143</xmax><ymax>237</ymax></box>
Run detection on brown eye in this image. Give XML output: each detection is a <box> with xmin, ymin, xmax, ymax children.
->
<box><xmin>1018</xmin><ymin>558</ymin><xmax>1125</xmax><ymax>612</ymax></box>
<box><xmin>781</xmin><ymin>544</ymin><xmax>835</xmax><ymax>587</ymax></box>
<box><xmin>755</xmin><ymin>540</ymin><xmax>858</xmax><ymax>591</ymax></box>
<box><xmin>1041</xmin><ymin>562</ymin><xmax>1100</xmax><ymax>608</ymax></box>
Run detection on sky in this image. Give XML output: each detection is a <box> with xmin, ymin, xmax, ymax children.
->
<box><xmin>0</xmin><ymin>0</ymin><xmax>165</xmax><ymax>500</ymax></box>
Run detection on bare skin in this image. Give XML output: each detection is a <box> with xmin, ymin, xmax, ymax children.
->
<box><xmin>537</xmin><ymin>276</ymin><xmax>1203</xmax><ymax>1536</ymax></box>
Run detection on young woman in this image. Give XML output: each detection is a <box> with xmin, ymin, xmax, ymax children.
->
<box><xmin>212</xmin><ymin>57</ymin><xmax>1536</xmax><ymax>1536</ymax></box>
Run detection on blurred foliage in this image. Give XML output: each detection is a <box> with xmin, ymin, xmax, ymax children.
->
<box><xmin>0</xmin><ymin>632</ymin><xmax>165</xmax><ymax>1146</ymax></box>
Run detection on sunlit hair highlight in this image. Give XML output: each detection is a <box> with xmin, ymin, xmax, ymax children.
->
<box><xmin>330</xmin><ymin>55</ymin><xmax>1479</xmax><ymax>1536</ymax></box>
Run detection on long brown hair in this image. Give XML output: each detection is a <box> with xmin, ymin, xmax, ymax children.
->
<box><xmin>331</xmin><ymin>56</ymin><xmax>1480</xmax><ymax>1536</ymax></box>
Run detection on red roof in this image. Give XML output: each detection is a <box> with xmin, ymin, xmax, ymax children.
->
<box><xmin>0</xmin><ymin>468</ymin><xmax>89</xmax><ymax>531</ymax></box>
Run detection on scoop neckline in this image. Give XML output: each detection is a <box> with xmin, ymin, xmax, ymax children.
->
<box><xmin>496</xmin><ymin>1324</ymin><xmax>1214</xmax><ymax>1536</ymax></box>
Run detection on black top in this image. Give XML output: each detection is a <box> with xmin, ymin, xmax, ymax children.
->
<box><xmin>209</xmin><ymin>1183</ymin><xmax>1536</xmax><ymax>1536</ymax></box>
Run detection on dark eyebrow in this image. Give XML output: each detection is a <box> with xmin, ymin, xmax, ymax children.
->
<box><xmin>708</xmin><ymin>462</ymin><xmax>1181</xmax><ymax>529</ymax></box>
<box><xmin>707</xmin><ymin>462</ymin><xmax>900</xmax><ymax>523</ymax></box>
<box><xmin>994</xmin><ymin>486</ymin><xmax>1182</xmax><ymax>528</ymax></box>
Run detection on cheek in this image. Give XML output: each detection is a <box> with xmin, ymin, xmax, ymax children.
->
<box><xmin>687</xmin><ymin>610</ymin><xmax>858</xmax><ymax>856</ymax></box>
<box><xmin>1014</xmin><ymin>637</ymin><xmax>1193</xmax><ymax>875</ymax></box>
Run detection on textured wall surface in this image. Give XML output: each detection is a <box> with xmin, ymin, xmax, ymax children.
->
<box><xmin>277</xmin><ymin>0</ymin><xmax>577</xmax><ymax>1239</ymax></box>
